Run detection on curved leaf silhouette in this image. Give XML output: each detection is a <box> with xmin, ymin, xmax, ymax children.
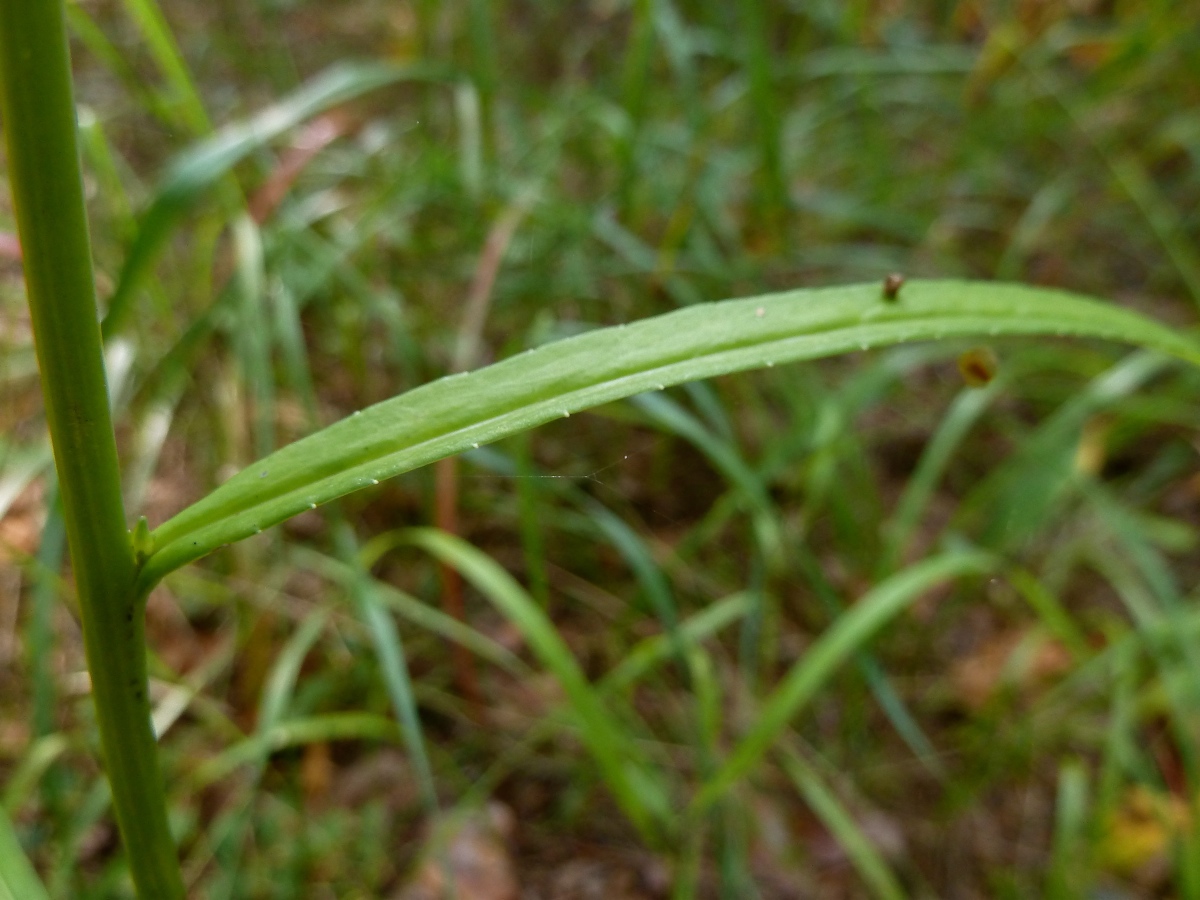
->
<box><xmin>137</xmin><ymin>280</ymin><xmax>1200</xmax><ymax>592</ymax></box>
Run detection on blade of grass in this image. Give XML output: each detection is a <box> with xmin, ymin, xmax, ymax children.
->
<box><xmin>257</xmin><ymin>607</ymin><xmax>330</xmax><ymax>741</ymax></box>
<box><xmin>231</xmin><ymin>214</ymin><xmax>275</xmax><ymax>457</ymax></box>
<box><xmin>0</xmin><ymin>805</ymin><xmax>49</xmax><ymax>900</ymax></box>
<box><xmin>465</xmin><ymin>0</ymin><xmax>496</xmax><ymax>164</ymax></box>
<box><xmin>207</xmin><ymin>605</ymin><xmax>330</xmax><ymax>896</ymax></box>
<box><xmin>460</xmin><ymin>591</ymin><xmax>753</xmax><ymax>810</ymax></box>
<box><xmin>292</xmin><ymin>543</ymin><xmax>531</xmax><ymax>677</ymax></box>
<box><xmin>47</xmin><ymin>779</ymin><xmax>112</xmax><ymax>896</ymax></box>
<box><xmin>334</xmin><ymin>522</ymin><xmax>438</xmax><ymax>813</ymax></box>
<box><xmin>1088</xmin><ymin>547</ymin><xmax>1200</xmax><ymax>780</ymax></box>
<box><xmin>581</xmin><ymin>500</ymin><xmax>689</xmax><ymax>677</ymax></box>
<box><xmin>794</xmin><ymin>542</ymin><xmax>945</xmax><ymax>778</ymax></box>
<box><xmin>401</xmin><ymin>527</ymin><xmax>674</xmax><ymax>845</ymax></box>
<box><xmin>964</xmin><ymin>350</ymin><xmax>1170</xmax><ymax>549</ymax></box>
<box><xmin>740</xmin><ymin>0</ymin><xmax>788</xmax><ymax>241</ymax></box>
<box><xmin>1007</xmin><ymin>567</ymin><xmax>1091</xmax><ymax>661</ymax></box>
<box><xmin>64</xmin><ymin>3</ymin><xmax>173</xmax><ymax>125</ymax></box>
<box><xmin>1098</xmin><ymin>638</ymin><xmax>1146</xmax><ymax>819</ymax></box>
<box><xmin>513</xmin><ymin>432</ymin><xmax>550</xmax><ymax>607</ymax></box>
<box><xmin>2</xmin><ymin>735</ymin><xmax>69</xmax><ymax>816</ymax></box>
<box><xmin>694</xmin><ymin>549</ymin><xmax>994</xmax><ymax>811</ymax></box>
<box><xmin>140</xmin><ymin>281</ymin><xmax>1200</xmax><ymax>592</ymax></box>
<box><xmin>616</xmin><ymin>0</ymin><xmax>655</xmax><ymax>213</ymax></box>
<box><xmin>575</xmin><ymin>497</ymin><xmax>731</xmax><ymax>806</ymax></box>
<box><xmin>780</xmin><ymin>746</ymin><xmax>906</xmax><ymax>900</ymax></box>
<box><xmin>1046</xmin><ymin>759</ymin><xmax>1090</xmax><ymax>899</ymax></box>
<box><xmin>1109</xmin><ymin>154</ymin><xmax>1200</xmax><ymax>310</ymax></box>
<box><xmin>119</xmin><ymin>0</ymin><xmax>211</xmax><ymax>135</ymax></box>
<box><xmin>995</xmin><ymin>174</ymin><xmax>1076</xmax><ymax>280</ymax></box>
<box><xmin>880</xmin><ymin>378</ymin><xmax>1003</xmax><ymax>573</ymax></box>
<box><xmin>192</xmin><ymin>713</ymin><xmax>403</xmax><ymax>789</ymax></box>
<box><xmin>630</xmin><ymin>389</ymin><xmax>782</xmax><ymax>567</ymax></box>
<box><xmin>0</xmin><ymin>446</ymin><xmax>53</xmax><ymax>522</ymax></box>
<box><xmin>601</xmin><ymin>592</ymin><xmax>752</xmax><ymax>693</ymax></box>
<box><xmin>268</xmin><ymin>280</ymin><xmax>319</xmax><ymax>423</ymax></box>
<box><xmin>102</xmin><ymin>61</ymin><xmax>451</xmax><ymax>338</ymax></box>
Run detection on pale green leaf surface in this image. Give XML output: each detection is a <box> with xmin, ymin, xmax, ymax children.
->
<box><xmin>139</xmin><ymin>281</ymin><xmax>1200</xmax><ymax>592</ymax></box>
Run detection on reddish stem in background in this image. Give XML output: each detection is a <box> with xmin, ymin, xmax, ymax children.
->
<box><xmin>0</xmin><ymin>232</ymin><xmax>22</xmax><ymax>261</ymax></box>
<box><xmin>436</xmin><ymin>193</ymin><xmax>535</xmax><ymax>711</ymax></box>
<box><xmin>249</xmin><ymin>112</ymin><xmax>355</xmax><ymax>224</ymax></box>
<box><xmin>434</xmin><ymin>455</ymin><xmax>480</xmax><ymax>710</ymax></box>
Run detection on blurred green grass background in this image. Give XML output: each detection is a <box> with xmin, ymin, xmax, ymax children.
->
<box><xmin>5</xmin><ymin>0</ymin><xmax>1200</xmax><ymax>896</ymax></box>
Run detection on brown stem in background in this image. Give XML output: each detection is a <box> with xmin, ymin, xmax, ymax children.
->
<box><xmin>0</xmin><ymin>232</ymin><xmax>21</xmax><ymax>261</ymax></box>
<box><xmin>451</xmin><ymin>194</ymin><xmax>535</xmax><ymax>373</ymax></box>
<box><xmin>435</xmin><ymin>190</ymin><xmax>536</xmax><ymax>713</ymax></box>
<box><xmin>200</xmin><ymin>111</ymin><xmax>357</xmax><ymax>312</ymax></box>
<box><xmin>248</xmin><ymin>112</ymin><xmax>356</xmax><ymax>224</ymax></box>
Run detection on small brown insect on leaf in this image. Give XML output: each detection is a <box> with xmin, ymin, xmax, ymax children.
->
<box><xmin>957</xmin><ymin>346</ymin><xmax>999</xmax><ymax>387</ymax></box>
<box><xmin>882</xmin><ymin>273</ymin><xmax>905</xmax><ymax>301</ymax></box>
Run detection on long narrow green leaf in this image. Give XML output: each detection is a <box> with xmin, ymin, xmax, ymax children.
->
<box><xmin>880</xmin><ymin>379</ymin><xmax>1002</xmax><ymax>573</ymax></box>
<box><xmin>780</xmin><ymin>748</ymin><xmax>906</xmax><ymax>900</ymax></box>
<box><xmin>400</xmin><ymin>528</ymin><xmax>673</xmax><ymax>844</ymax></box>
<box><xmin>2</xmin><ymin>735</ymin><xmax>69</xmax><ymax>815</ymax></box>
<box><xmin>964</xmin><ymin>350</ymin><xmax>1168</xmax><ymax>549</ymax></box>
<box><xmin>794</xmin><ymin>542</ymin><xmax>944</xmax><ymax>777</ymax></box>
<box><xmin>334</xmin><ymin>523</ymin><xmax>439</xmax><ymax>813</ymax></box>
<box><xmin>102</xmin><ymin>61</ymin><xmax>451</xmax><ymax>337</ymax></box>
<box><xmin>600</xmin><ymin>593</ymin><xmax>753</xmax><ymax>693</ymax></box>
<box><xmin>693</xmin><ymin>550</ymin><xmax>994</xmax><ymax>810</ymax></box>
<box><xmin>192</xmin><ymin>713</ymin><xmax>402</xmax><ymax>789</ymax></box>
<box><xmin>630</xmin><ymin>389</ymin><xmax>782</xmax><ymax>565</ymax></box>
<box><xmin>257</xmin><ymin>608</ymin><xmax>330</xmax><ymax>737</ymax></box>
<box><xmin>139</xmin><ymin>281</ymin><xmax>1200</xmax><ymax>592</ymax></box>
<box><xmin>292</xmin><ymin>543</ymin><xmax>530</xmax><ymax>677</ymax></box>
<box><xmin>119</xmin><ymin>0</ymin><xmax>212</xmax><ymax>136</ymax></box>
<box><xmin>207</xmin><ymin>606</ymin><xmax>331</xmax><ymax>893</ymax></box>
<box><xmin>0</xmin><ymin>805</ymin><xmax>49</xmax><ymax>900</ymax></box>
<box><xmin>1046</xmin><ymin>759</ymin><xmax>1091</xmax><ymax>898</ymax></box>
<box><xmin>459</xmin><ymin>593</ymin><xmax>753</xmax><ymax>810</ymax></box>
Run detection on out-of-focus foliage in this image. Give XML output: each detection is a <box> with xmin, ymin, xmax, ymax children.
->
<box><xmin>4</xmin><ymin>0</ymin><xmax>1200</xmax><ymax>896</ymax></box>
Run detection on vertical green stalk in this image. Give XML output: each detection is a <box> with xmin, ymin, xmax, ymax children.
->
<box><xmin>740</xmin><ymin>0</ymin><xmax>788</xmax><ymax>243</ymax></box>
<box><xmin>617</xmin><ymin>0</ymin><xmax>655</xmax><ymax>216</ymax></box>
<box><xmin>0</xmin><ymin>1</ymin><xmax>184</xmax><ymax>897</ymax></box>
<box><xmin>466</xmin><ymin>0</ymin><xmax>496</xmax><ymax>162</ymax></box>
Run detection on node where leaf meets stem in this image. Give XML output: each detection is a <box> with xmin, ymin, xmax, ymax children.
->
<box><xmin>0</xmin><ymin>0</ymin><xmax>184</xmax><ymax>896</ymax></box>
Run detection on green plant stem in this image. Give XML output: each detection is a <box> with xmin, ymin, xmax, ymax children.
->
<box><xmin>0</xmin><ymin>1</ymin><xmax>184</xmax><ymax>896</ymax></box>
